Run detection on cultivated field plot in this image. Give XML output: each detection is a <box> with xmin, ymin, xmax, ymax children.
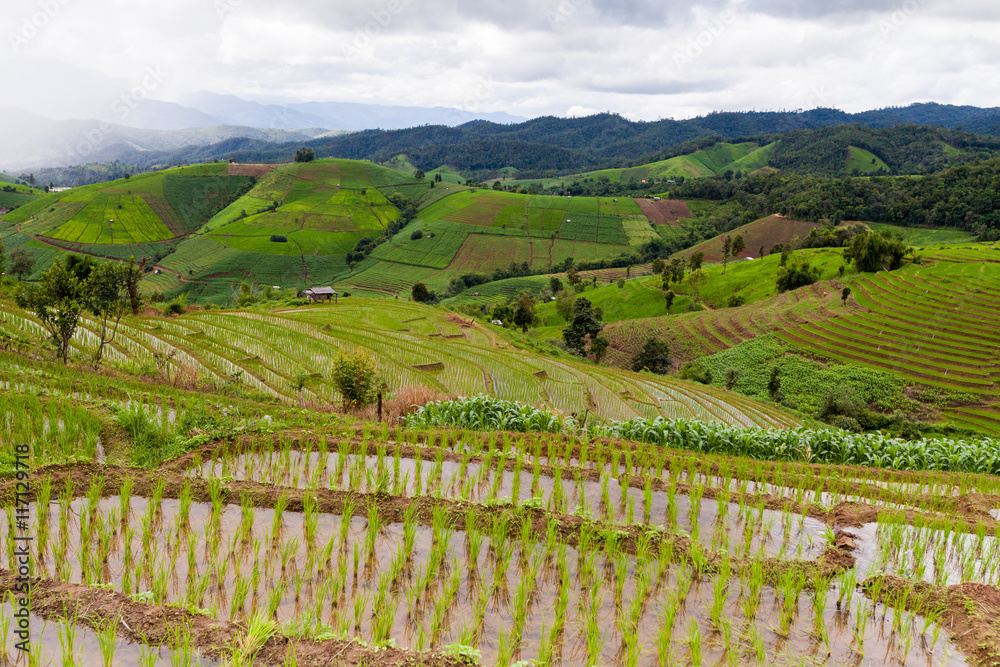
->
<box><xmin>4</xmin><ymin>399</ymin><xmax>1000</xmax><ymax>666</ymax></box>
<box><xmin>0</xmin><ymin>298</ymin><xmax>796</xmax><ymax>429</ymax></box>
<box><xmin>634</xmin><ymin>198</ymin><xmax>694</xmax><ymax>226</ymax></box>
<box><xmin>775</xmin><ymin>249</ymin><xmax>1000</xmax><ymax>432</ymax></box>
<box><xmin>48</xmin><ymin>193</ymin><xmax>172</xmax><ymax>244</ymax></box>
<box><xmin>677</xmin><ymin>215</ymin><xmax>821</xmax><ymax>263</ymax></box>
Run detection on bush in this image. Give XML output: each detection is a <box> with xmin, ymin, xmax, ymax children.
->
<box><xmin>410</xmin><ymin>230</ymin><xmax>424</xmax><ymax>240</ymax></box>
<box><xmin>631</xmin><ymin>337</ymin><xmax>671</xmax><ymax>374</ymax></box>
<box><xmin>164</xmin><ymin>301</ymin><xmax>186</xmax><ymax>316</ymax></box>
<box><xmin>679</xmin><ymin>361</ymin><xmax>712</xmax><ymax>384</ymax></box>
<box><xmin>726</xmin><ymin>294</ymin><xmax>745</xmax><ymax>308</ymax></box>
<box><xmin>331</xmin><ymin>347</ymin><xmax>383</xmax><ymax>408</ymax></box>
<box><xmin>829</xmin><ymin>415</ymin><xmax>862</xmax><ymax>433</ymax></box>
<box><xmin>270</xmin><ymin>235</ymin><xmax>288</xmax><ymax>243</ymax></box>
<box><xmin>818</xmin><ymin>385</ymin><xmax>862</xmax><ymax>420</ymax></box>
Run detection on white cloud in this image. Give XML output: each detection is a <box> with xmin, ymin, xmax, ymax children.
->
<box><xmin>3</xmin><ymin>0</ymin><xmax>1000</xmax><ymax>122</ymax></box>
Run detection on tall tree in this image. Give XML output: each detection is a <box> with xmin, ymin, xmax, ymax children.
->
<box><xmin>512</xmin><ymin>291</ymin><xmax>539</xmax><ymax>333</ymax></box>
<box><xmin>10</xmin><ymin>249</ymin><xmax>34</xmax><ymax>281</ymax></box>
<box><xmin>562</xmin><ymin>297</ymin><xmax>603</xmax><ymax>356</ymax></box>
<box><xmin>0</xmin><ymin>239</ymin><xmax>5</xmax><ymax>278</ymax></box>
<box><xmin>87</xmin><ymin>262</ymin><xmax>132</xmax><ymax>364</ymax></box>
<box><xmin>721</xmin><ymin>236</ymin><xmax>732</xmax><ymax>274</ymax></box>
<box><xmin>732</xmin><ymin>234</ymin><xmax>746</xmax><ymax>260</ymax></box>
<box><xmin>15</xmin><ymin>259</ymin><xmax>85</xmax><ymax>363</ymax></box>
<box><xmin>688</xmin><ymin>251</ymin><xmax>704</xmax><ymax>271</ymax></box>
<box><xmin>686</xmin><ymin>269</ymin><xmax>707</xmax><ymax>304</ymax></box>
<box><xmin>631</xmin><ymin>337</ymin><xmax>671</xmax><ymax>374</ymax></box>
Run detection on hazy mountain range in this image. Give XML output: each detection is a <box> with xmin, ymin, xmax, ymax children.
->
<box><xmin>0</xmin><ymin>90</ymin><xmax>526</xmax><ymax>171</ymax></box>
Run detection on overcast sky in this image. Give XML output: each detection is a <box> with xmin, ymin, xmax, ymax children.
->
<box><xmin>4</xmin><ymin>0</ymin><xmax>999</xmax><ymax>122</ymax></box>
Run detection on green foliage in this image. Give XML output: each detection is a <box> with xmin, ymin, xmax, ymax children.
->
<box><xmin>411</xmin><ymin>282</ymin><xmax>430</xmax><ymax>303</ymax></box>
<box><xmin>562</xmin><ymin>297</ymin><xmax>603</xmax><ymax>356</ymax></box>
<box><xmin>844</xmin><ymin>229</ymin><xmax>908</xmax><ymax>273</ymax></box>
<box><xmin>294</xmin><ymin>147</ymin><xmax>316</xmax><ymax>163</ymax></box>
<box><xmin>631</xmin><ymin>337</ymin><xmax>671</xmax><ymax>374</ymax></box>
<box><xmin>331</xmin><ymin>347</ymin><xmax>383</xmax><ymax>407</ymax></box>
<box><xmin>15</xmin><ymin>257</ymin><xmax>85</xmax><ymax>363</ymax></box>
<box><xmin>679</xmin><ymin>361</ymin><xmax>712</xmax><ymax>385</ymax></box>
<box><xmin>408</xmin><ymin>395</ymin><xmax>572</xmax><ymax>433</ymax></box>
<box><xmin>776</xmin><ymin>261</ymin><xmax>820</xmax><ymax>293</ymax></box>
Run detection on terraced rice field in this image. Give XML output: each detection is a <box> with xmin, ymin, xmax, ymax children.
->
<box><xmin>775</xmin><ymin>249</ymin><xmax>1000</xmax><ymax>431</ymax></box>
<box><xmin>3</xmin><ymin>373</ymin><xmax>999</xmax><ymax>666</ymax></box>
<box><xmin>0</xmin><ymin>299</ymin><xmax>796</xmax><ymax>429</ymax></box>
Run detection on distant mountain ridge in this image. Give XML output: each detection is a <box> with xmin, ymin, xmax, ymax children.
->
<box><xmin>11</xmin><ymin>102</ymin><xmax>1000</xmax><ymax>182</ymax></box>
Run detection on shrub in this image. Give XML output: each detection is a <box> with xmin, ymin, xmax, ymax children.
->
<box><xmin>727</xmin><ymin>294</ymin><xmax>745</xmax><ymax>307</ymax></box>
<box><xmin>410</xmin><ymin>230</ymin><xmax>424</xmax><ymax>240</ymax></box>
<box><xmin>679</xmin><ymin>361</ymin><xmax>712</xmax><ymax>384</ymax></box>
<box><xmin>331</xmin><ymin>347</ymin><xmax>383</xmax><ymax>408</ymax></box>
<box><xmin>818</xmin><ymin>385</ymin><xmax>862</xmax><ymax>420</ymax></box>
<box><xmin>270</xmin><ymin>235</ymin><xmax>288</xmax><ymax>243</ymax></box>
<box><xmin>631</xmin><ymin>337</ymin><xmax>671</xmax><ymax>374</ymax></box>
<box><xmin>164</xmin><ymin>301</ymin><xmax>186</xmax><ymax>316</ymax></box>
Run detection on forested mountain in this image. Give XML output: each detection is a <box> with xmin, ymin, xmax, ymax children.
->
<box><xmin>24</xmin><ymin>103</ymin><xmax>1000</xmax><ymax>186</ymax></box>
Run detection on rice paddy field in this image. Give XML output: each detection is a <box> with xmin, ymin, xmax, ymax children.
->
<box><xmin>2</xmin><ymin>333</ymin><xmax>1000</xmax><ymax>667</ymax></box>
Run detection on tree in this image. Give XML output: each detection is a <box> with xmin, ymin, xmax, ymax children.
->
<box><xmin>10</xmin><ymin>249</ymin><xmax>34</xmax><ymax>280</ymax></box>
<box><xmin>415</xmin><ymin>170</ymin><xmax>425</xmax><ymax>179</ymax></box>
<box><xmin>86</xmin><ymin>261</ymin><xmax>132</xmax><ymax>364</ymax></box>
<box><xmin>685</xmin><ymin>269</ymin><xmax>707</xmax><ymax>303</ymax></box>
<box><xmin>565</xmin><ymin>267</ymin><xmax>583</xmax><ymax>292</ymax></box>
<box><xmin>294</xmin><ymin>147</ymin><xmax>316</xmax><ymax>163</ymax></box>
<box><xmin>776</xmin><ymin>261</ymin><xmax>820</xmax><ymax>293</ymax></box>
<box><xmin>0</xmin><ymin>239</ymin><xmax>5</xmax><ymax>277</ymax></box>
<box><xmin>767</xmin><ymin>366</ymin><xmax>782</xmax><ymax>400</ymax></box>
<box><xmin>724</xmin><ymin>367</ymin><xmax>741</xmax><ymax>390</ymax></box>
<box><xmin>411</xmin><ymin>282</ymin><xmax>429</xmax><ymax>303</ymax></box>
<box><xmin>65</xmin><ymin>254</ymin><xmax>96</xmax><ymax>281</ymax></box>
<box><xmin>512</xmin><ymin>291</ymin><xmax>539</xmax><ymax>333</ymax></box>
<box><xmin>555</xmin><ymin>291</ymin><xmax>575</xmax><ymax>321</ymax></box>
<box><xmin>732</xmin><ymin>235</ymin><xmax>745</xmax><ymax>260</ymax></box>
<box><xmin>669</xmin><ymin>258</ymin><xmax>685</xmax><ymax>284</ymax></box>
<box><xmin>590</xmin><ymin>335</ymin><xmax>609</xmax><ymax>363</ymax></box>
<box><xmin>721</xmin><ymin>235</ymin><xmax>732</xmax><ymax>274</ymax></box>
<box><xmin>664</xmin><ymin>290</ymin><xmax>676</xmax><ymax>313</ymax></box>
<box><xmin>549</xmin><ymin>276</ymin><xmax>563</xmax><ymax>294</ymax></box>
<box><xmin>841</xmin><ymin>286</ymin><xmax>852</xmax><ymax>306</ymax></box>
<box><xmin>331</xmin><ymin>347</ymin><xmax>383</xmax><ymax>408</ymax></box>
<box><xmin>15</xmin><ymin>258</ymin><xmax>85</xmax><ymax>363</ymax></box>
<box><xmin>631</xmin><ymin>337</ymin><xmax>671</xmax><ymax>374</ymax></box>
<box><xmin>651</xmin><ymin>258</ymin><xmax>665</xmax><ymax>275</ymax></box>
<box><xmin>616</xmin><ymin>277</ymin><xmax>625</xmax><ymax>288</ymax></box>
<box><xmin>562</xmin><ymin>297</ymin><xmax>603</xmax><ymax>356</ymax></box>
<box><xmin>844</xmin><ymin>229</ymin><xmax>907</xmax><ymax>273</ymax></box>
<box><xmin>688</xmin><ymin>251</ymin><xmax>704</xmax><ymax>271</ymax></box>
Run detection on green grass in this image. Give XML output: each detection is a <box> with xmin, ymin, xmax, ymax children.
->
<box><xmin>846</xmin><ymin>146</ymin><xmax>889</xmax><ymax>174</ymax></box>
<box><xmin>867</xmin><ymin>223</ymin><xmax>972</xmax><ymax>246</ymax></box>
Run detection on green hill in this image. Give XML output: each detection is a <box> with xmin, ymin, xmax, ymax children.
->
<box><xmin>502</xmin><ymin>141</ymin><xmax>776</xmax><ymax>188</ymax></box>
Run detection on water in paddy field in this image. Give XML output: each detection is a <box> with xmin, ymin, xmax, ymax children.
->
<box><xmin>852</xmin><ymin>520</ymin><xmax>1000</xmax><ymax>588</ymax></box>
<box><xmin>0</xmin><ymin>603</ymin><xmax>219</xmax><ymax>667</ymax></box>
<box><xmin>0</xmin><ymin>496</ymin><xmax>967</xmax><ymax>666</ymax></box>
<box><xmin>190</xmin><ymin>452</ymin><xmax>830</xmax><ymax>558</ymax></box>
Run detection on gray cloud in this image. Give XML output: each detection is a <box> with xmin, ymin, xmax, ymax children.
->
<box><xmin>2</xmin><ymin>0</ymin><xmax>998</xmax><ymax>124</ymax></box>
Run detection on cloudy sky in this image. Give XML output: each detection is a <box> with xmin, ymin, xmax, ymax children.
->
<box><xmin>4</xmin><ymin>0</ymin><xmax>998</xmax><ymax>122</ymax></box>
